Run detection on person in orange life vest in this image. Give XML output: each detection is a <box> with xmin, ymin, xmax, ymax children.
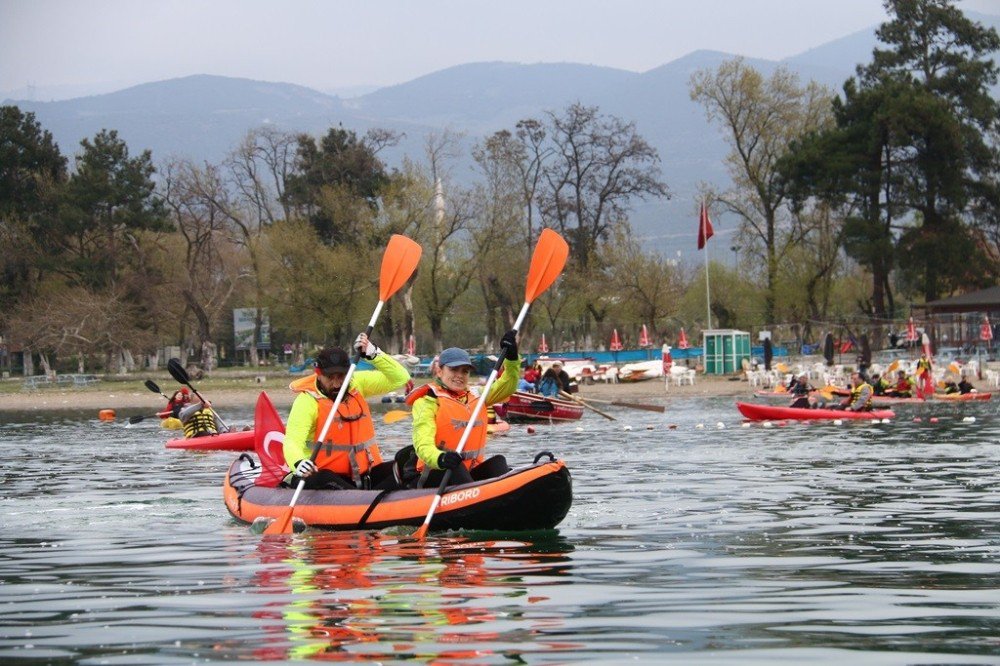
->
<box><xmin>283</xmin><ymin>333</ymin><xmax>410</xmax><ymax>490</ymax></box>
<box><xmin>402</xmin><ymin>331</ymin><xmax>520</xmax><ymax>489</ymax></box>
<box><xmin>162</xmin><ymin>387</ymin><xmax>190</xmax><ymax>418</ymax></box>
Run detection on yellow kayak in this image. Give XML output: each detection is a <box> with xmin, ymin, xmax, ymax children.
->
<box><xmin>160</xmin><ymin>417</ymin><xmax>183</xmax><ymax>430</ymax></box>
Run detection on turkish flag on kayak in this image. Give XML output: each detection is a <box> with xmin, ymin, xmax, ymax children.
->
<box><xmin>697</xmin><ymin>201</ymin><xmax>714</xmax><ymax>250</ymax></box>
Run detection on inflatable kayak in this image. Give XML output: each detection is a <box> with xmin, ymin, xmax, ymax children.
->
<box><xmin>166</xmin><ymin>429</ymin><xmax>255</xmax><ymax>451</ymax></box>
<box><xmin>736</xmin><ymin>402</ymin><xmax>894</xmax><ymax>421</ymax></box>
<box><xmin>223</xmin><ymin>453</ymin><xmax>573</xmax><ymax>532</ymax></box>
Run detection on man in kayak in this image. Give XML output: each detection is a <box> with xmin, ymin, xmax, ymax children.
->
<box><xmin>178</xmin><ymin>397</ymin><xmax>224</xmax><ymax>437</ymax></box>
<box><xmin>399</xmin><ymin>331</ymin><xmax>520</xmax><ymax>489</ymax></box>
<box><xmin>283</xmin><ymin>333</ymin><xmax>410</xmax><ymax>490</ymax></box>
<box><xmin>833</xmin><ymin>372</ymin><xmax>874</xmax><ymax>411</ymax></box>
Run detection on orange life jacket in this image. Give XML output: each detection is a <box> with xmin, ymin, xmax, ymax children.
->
<box><xmin>407</xmin><ymin>383</ymin><xmax>486</xmax><ymax>474</ymax></box>
<box><xmin>289</xmin><ymin>375</ymin><xmax>381</xmax><ymax>485</ymax></box>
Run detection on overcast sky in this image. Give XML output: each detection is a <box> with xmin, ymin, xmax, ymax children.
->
<box><xmin>2</xmin><ymin>0</ymin><xmax>997</xmax><ymax>99</ymax></box>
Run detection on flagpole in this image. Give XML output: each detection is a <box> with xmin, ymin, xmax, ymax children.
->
<box><xmin>703</xmin><ymin>200</ymin><xmax>712</xmax><ymax>329</ymax></box>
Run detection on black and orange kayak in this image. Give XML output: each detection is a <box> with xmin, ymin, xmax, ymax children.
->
<box><xmin>223</xmin><ymin>453</ymin><xmax>573</xmax><ymax>532</ymax></box>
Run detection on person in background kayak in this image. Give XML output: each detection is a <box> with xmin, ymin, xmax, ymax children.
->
<box><xmin>834</xmin><ymin>372</ymin><xmax>874</xmax><ymax>411</ymax></box>
<box><xmin>400</xmin><ymin>331</ymin><xmax>520</xmax><ymax>489</ymax></box>
<box><xmin>539</xmin><ymin>361</ymin><xmax>571</xmax><ymax>397</ymax></box>
<box><xmin>162</xmin><ymin>387</ymin><xmax>190</xmax><ymax>418</ymax></box>
<box><xmin>787</xmin><ymin>373</ymin><xmax>815</xmax><ymax>409</ymax></box>
<box><xmin>283</xmin><ymin>333</ymin><xmax>409</xmax><ymax>491</ymax></box>
<box><xmin>178</xmin><ymin>397</ymin><xmax>223</xmax><ymax>437</ymax></box>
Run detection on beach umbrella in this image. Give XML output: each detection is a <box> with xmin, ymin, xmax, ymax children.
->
<box><xmin>981</xmin><ymin>315</ymin><xmax>993</xmax><ymax>342</ymax></box>
<box><xmin>763</xmin><ymin>337</ymin><xmax>773</xmax><ymax>371</ymax></box>
<box><xmin>906</xmin><ymin>317</ymin><xmax>918</xmax><ymax>343</ymax></box>
<box><xmin>406</xmin><ymin>334</ymin><xmax>416</xmax><ymax>356</ymax></box>
<box><xmin>638</xmin><ymin>324</ymin><xmax>651</xmax><ymax>348</ymax></box>
<box><xmin>677</xmin><ymin>328</ymin><xmax>690</xmax><ymax>350</ymax></box>
<box><xmin>609</xmin><ymin>328</ymin><xmax>624</xmax><ymax>351</ymax></box>
<box><xmin>537</xmin><ymin>333</ymin><xmax>549</xmax><ymax>353</ymax></box>
<box><xmin>823</xmin><ymin>332</ymin><xmax>834</xmax><ymax>367</ymax></box>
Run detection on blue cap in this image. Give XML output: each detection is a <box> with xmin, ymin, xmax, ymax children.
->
<box><xmin>438</xmin><ymin>347</ymin><xmax>473</xmax><ymax>368</ymax></box>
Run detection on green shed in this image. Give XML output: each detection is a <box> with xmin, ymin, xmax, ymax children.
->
<box><xmin>703</xmin><ymin>329</ymin><xmax>751</xmax><ymax>375</ymax></box>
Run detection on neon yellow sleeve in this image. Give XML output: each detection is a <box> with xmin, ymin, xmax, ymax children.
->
<box><xmin>486</xmin><ymin>358</ymin><xmax>521</xmax><ymax>405</ymax></box>
<box><xmin>282</xmin><ymin>393</ymin><xmax>318</xmax><ymax>467</ymax></box>
<box><xmin>351</xmin><ymin>353</ymin><xmax>410</xmax><ymax>398</ymax></box>
<box><xmin>411</xmin><ymin>394</ymin><xmax>442</xmax><ymax>469</ymax></box>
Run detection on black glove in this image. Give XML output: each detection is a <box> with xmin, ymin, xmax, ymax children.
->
<box><xmin>501</xmin><ymin>329</ymin><xmax>518</xmax><ymax>360</ymax></box>
<box><xmin>438</xmin><ymin>451</ymin><xmax>463</xmax><ymax>470</ymax></box>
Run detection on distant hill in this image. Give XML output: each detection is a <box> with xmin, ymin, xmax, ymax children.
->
<box><xmin>6</xmin><ymin>10</ymin><xmax>997</xmax><ymax>258</ymax></box>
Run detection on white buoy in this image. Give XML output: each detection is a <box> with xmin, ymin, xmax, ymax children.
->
<box><xmin>741</xmin><ymin>422</ymin><xmax>751</xmax><ymax>428</ymax></box>
<box><xmin>833</xmin><ymin>419</ymin><xmax>843</xmax><ymax>425</ymax></box>
<box><xmin>716</xmin><ymin>421</ymin><xmax>725</xmax><ymax>429</ymax></box>
<box><xmin>695</xmin><ymin>423</ymin><xmax>704</xmax><ymax>429</ymax></box>
<box><xmin>962</xmin><ymin>416</ymin><xmax>976</xmax><ymax>423</ymax></box>
<box><xmin>623</xmin><ymin>424</ymin><xmax>633</xmax><ymax>431</ymax></box>
<box><xmin>762</xmin><ymin>421</ymin><xmax>773</xmax><ymax>428</ymax></box>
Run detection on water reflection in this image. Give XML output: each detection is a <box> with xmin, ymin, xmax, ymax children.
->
<box><xmin>245</xmin><ymin>531</ymin><xmax>575</xmax><ymax>661</ymax></box>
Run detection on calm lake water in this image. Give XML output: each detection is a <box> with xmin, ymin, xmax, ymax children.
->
<box><xmin>2</xmin><ymin>394</ymin><xmax>999</xmax><ymax>664</ymax></box>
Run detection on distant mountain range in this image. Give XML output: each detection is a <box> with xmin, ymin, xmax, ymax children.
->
<box><xmin>6</xmin><ymin>11</ymin><xmax>998</xmax><ymax>258</ymax></box>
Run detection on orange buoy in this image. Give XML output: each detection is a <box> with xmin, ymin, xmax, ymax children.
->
<box><xmin>98</xmin><ymin>409</ymin><xmax>116</xmax><ymax>421</ymax></box>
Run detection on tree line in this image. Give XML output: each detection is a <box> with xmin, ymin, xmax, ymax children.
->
<box><xmin>1</xmin><ymin>0</ymin><xmax>996</xmax><ymax>376</ymax></box>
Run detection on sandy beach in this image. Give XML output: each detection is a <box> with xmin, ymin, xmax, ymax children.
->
<box><xmin>0</xmin><ymin>372</ymin><xmax>752</xmax><ymax>413</ymax></box>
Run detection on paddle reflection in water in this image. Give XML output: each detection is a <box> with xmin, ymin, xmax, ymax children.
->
<box><xmin>246</xmin><ymin>530</ymin><xmax>575</xmax><ymax>661</ymax></box>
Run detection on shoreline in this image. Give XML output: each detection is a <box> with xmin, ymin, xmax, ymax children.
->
<box><xmin>0</xmin><ymin>373</ymin><xmax>752</xmax><ymax>413</ymax></box>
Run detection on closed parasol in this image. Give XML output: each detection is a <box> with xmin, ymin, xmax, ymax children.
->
<box><xmin>610</xmin><ymin>328</ymin><xmax>624</xmax><ymax>351</ymax></box>
<box><xmin>677</xmin><ymin>328</ymin><xmax>690</xmax><ymax>350</ymax></box>
<box><xmin>763</xmin><ymin>337</ymin><xmax>773</xmax><ymax>371</ymax></box>
<box><xmin>638</xmin><ymin>324</ymin><xmax>651</xmax><ymax>348</ymax></box>
<box><xmin>823</xmin><ymin>332</ymin><xmax>834</xmax><ymax>367</ymax></box>
<box><xmin>537</xmin><ymin>333</ymin><xmax>549</xmax><ymax>353</ymax></box>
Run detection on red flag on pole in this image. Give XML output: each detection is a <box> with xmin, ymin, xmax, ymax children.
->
<box><xmin>906</xmin><ymin>317</ymin><xmax>918</xmax><ymax>343</ymax></box>
<box><xmin>697</xmin><ymin>201</ymin><xmax>714</xmax><ymax>250</ymax></box>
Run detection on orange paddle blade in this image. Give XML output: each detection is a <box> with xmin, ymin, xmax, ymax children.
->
<box><xmin>379</xmin><ymin>235</ymin><xmax>423</xmax><ymax>301</ymax></box>
<box><xmin>524</xmin><ymin>229</ymin><xmax>569</xmax><ymax>303</ymax></box>
<box><xmin>887</xmin><ymin>359</ymin><xmax>900</xmax><ymax>373</ymax></box>
<box><xmin>383</xmin><ymin>409</ymin><xmax>412</xmax><ymax>424</ymax></box>
<box><xmin>262</xmin><ymin>507</ymin><xmax>294</xmax><ymax>535</ymax></box>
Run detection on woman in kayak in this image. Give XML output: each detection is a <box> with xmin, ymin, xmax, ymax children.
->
<box><xmin>399</xmin><ymin>332</ymin><xmax>520</xmax><ymax>489</ymax></box>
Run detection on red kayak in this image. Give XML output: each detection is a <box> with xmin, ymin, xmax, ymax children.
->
<box><xmin>495</xmin><ymin>391</ymin><xmax>584</xmax><ymax>423</ymax></box>
<box><xmin>736</xmin><ymin>402</ymin><xmax>894</xmax><ymax>421</ymax></box>
<box><xmin>166</xmin><ymin>429</ymin><xmax>255</xmax><ymax>451</ymax></box>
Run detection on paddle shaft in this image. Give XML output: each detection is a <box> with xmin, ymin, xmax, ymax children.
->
<box><xmin>558</xmin><ymin>390</ymin><xmax>616</xmax><ymax>420</ymax></box>
<box><xmin>415</xmin><ymin>302</ymin><xmax>528</xmax><ymax>537</ymax></box>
